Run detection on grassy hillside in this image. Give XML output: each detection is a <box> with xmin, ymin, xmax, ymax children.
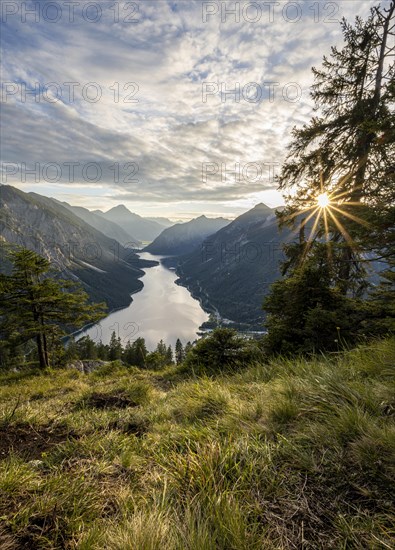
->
<box><xmin>0</xmin><ymin>338</ymin><xmax>394</xmax><ymax>549</ymax></box>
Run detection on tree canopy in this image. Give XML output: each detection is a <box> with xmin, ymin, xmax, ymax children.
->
<box><xmin>0</xmin><ymin>248</ymin><xmax>106</xmax><ymax>368</ymax></box>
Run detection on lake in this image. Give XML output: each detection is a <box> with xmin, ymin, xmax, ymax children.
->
<box><xmin>77</xmin><ymin>252</ymin><xmax>209</xmax><ymax>351</ymax></box>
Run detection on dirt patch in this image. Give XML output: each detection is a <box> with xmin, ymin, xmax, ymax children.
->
<box><xmin>82</xmin><ymin>390</ymin><xmax>139</xmax><ymax>410</ymax></box>
<box><xmin>108</xmin><ymin>418</ymin><xmax>149</xmax><ymax>437</ymax></box>
<box><xmin>0</xmin><ymin>423</ymin><xmax>79</xmax><ymax>461</ymax></box>
<box><xmin>14</xmin><ymin>511</ymin><xmax>70</xmax><ymax>550</ymax></box>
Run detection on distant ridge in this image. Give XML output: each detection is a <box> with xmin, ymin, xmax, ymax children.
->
<box><xmin>144</xmin><ymin>215</ymin><xmax>230</xmax><ymax>256</ymax></box>
<box><xmin>174</xmin><ymin>203</ymin><xmax>295</xmax><ymax>327</ymax></box>
<box><xmin>55</xmin><ymin>201</ymin><xmax>141</xmax><ymax>246</ymax></box>
<box><xmin>99</xmin><ymin>205</ymin><xmax>167</xmax><ymax>241</ymax></box>
<box><xmin>0</xmin><ymin>185</ymin><xmax>154</xmax><ymax>309</ymax></box>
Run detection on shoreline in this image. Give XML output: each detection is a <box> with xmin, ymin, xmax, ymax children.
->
<box><xmin>67</xmin><ymin>258</ymin><xmax>159</xmax><ymax>341</ymax></box>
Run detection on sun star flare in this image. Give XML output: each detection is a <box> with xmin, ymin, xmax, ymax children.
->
<box><xmin>317</xmin><ymin>192</ymin><xmax>330</xmax><ymax>208</ymax></box>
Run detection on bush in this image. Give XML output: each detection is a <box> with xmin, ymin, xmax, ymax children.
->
<box><xmin>184</xmin><ymin>328</ymin><xmax>262</xmax><ymax>374</ymax></box>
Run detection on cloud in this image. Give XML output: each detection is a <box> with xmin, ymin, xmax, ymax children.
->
<box><xmin>0</xmin><ymin>0</ymin><xmax>375</xmax><ymax>216</ymax></box>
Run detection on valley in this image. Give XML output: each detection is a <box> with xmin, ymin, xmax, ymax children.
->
<box><xmin>1</xmin><ymin>185</ymin><xmax>292</xmax><ymax>335</ymax></box>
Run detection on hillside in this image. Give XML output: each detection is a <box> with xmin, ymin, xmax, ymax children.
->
<box><xmin>98</xmin><ymin>205</ymin><xmax>167</xmax><ymax>242</ymax></box>
<box><xmin>175</xmin><ymin>204</ymin><xmax>294</xmax><ymax>327</ymax></box>
<box><xmin>0</xmin><ymin>185</ymin><xmax>155</xmax><ymax>309</ymax></box>
<box><xmin>146</xmin><ymin>217</ymin><xmax>173</xmax><ymax>228</ymax></box>
<box><xmin>144</xmin><ymin>215</ymin><xmax>230</xmax><ymax>256</ymax></box>
<box><xmin>0</xmin><ymin>337</ymin><xmax>394</xmax><ymax>548</ymax></box>
<box><xmin>57</xmin><ymin>201</ymin><xmax>141</xmax><ymax>247</ymax></box>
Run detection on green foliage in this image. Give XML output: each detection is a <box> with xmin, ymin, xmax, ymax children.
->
<box><xmin>364</xmin><ymin>260</ymin><xmax>395</xmax><ymax>335</ymax></box>
<box><xmin>0</xmin><ymin>248</ymin><xmax>106</xmax><ymax>368</ymax></box>
<box><xmin>263</xmin><ymin>247</ymin><xmax>365</xmax><ymax>354</ymax></box>
<box><xmin>123</xmin><ymin>337</ymin><xmax>148</xmax><ymax>368</ymax></box>
<box><xmin>175</xmin><ymin>338</ymin><xmax>185</xmax><ymax>364</ymax></box>
<box><xmin>185</xmin><ymin>328</ymin><xmax>262</xmax><ymax>374</ymax></box>
<box><xmin>278</xmin><ymin>3</ymin><xmax>395</xmax><ymax>273</ymax></box>
<box><xmin>143</xmin><ymin>340</ymin><xmax>174</xmax><ymax>370</ymax></box>
<box><xmin>265</xmin><ymin>5</ymin><xmax>395</xmax><ymax>352</ymax></box>
<box><xmin>108</xmin><ymin>332</ymin><xmax>122</xmax><ymax>361</ymax></box>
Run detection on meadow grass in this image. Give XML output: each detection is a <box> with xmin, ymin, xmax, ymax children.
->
<box><xmin>0</xmin><ymin>337</ymin><xmax>394</xmax><ymax>549</ymax></box>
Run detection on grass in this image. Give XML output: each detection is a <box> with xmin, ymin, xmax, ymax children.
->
<box><xmin>0</xmin><ymin>337</ymin><xmax>394</xmax><ymax>549</ymax></box>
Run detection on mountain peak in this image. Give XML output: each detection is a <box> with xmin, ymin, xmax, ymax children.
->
<box><xmin>108</xmin><ymin>204</ymin><xmax>131</xmax><ymax>214</ymax></box>
<box><xmin>253</xmin><ymin>202</ymin><xmax>272</xmax><ymax>211</ymax></box>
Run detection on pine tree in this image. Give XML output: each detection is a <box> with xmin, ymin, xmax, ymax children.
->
<box><xmin>263</xmin><ymin>2</ymin><xmax>395</xmax><ymax>352</ymax></box>
<box><xmin>156</xmin><ymin>339</ymin><xmax>167</xmax><ymax>356</ymax></box>
<box><xmin>278</xmin><ymin>2</ymin><xmax>395</xmax><ymax>293</ymax></box>
<box><xmin>184</xmin><ymin>341</ymin><xmax>193</xmax><ymax>356</ymax></box>
<box><xmin>0</xmin><ymin>248</ymin><xmax>105</xmax><ymax>369</ymax></box>
<box><xmin>166</xmin><ymin>345</ymin><xmax>173</xmax><ymax>364</ymax></box>
<box><xmin>364</xmin><ymin>259</ymin><xmax>395</xmax><ymax>335</ymax></box>
<box><xmin>263</xmin><ymin>245</ymin><xmax>362</xmax><ymax>354</ymax></box>
<box><xmin>109</xmin><ymin>331</ymin><xmax>122</xmax><ymax>361</ymax></box>
<box><xmin>75</xmin><ymin>336</ymin><xmax>98</xmax><ymax>360</ymax></box>
<box><xmin>122</xmin><ymin>337</ymin><xmax>147</xmax><ymax>367</ymax></box>
<box><xmin>133</xmin><ymin>337</ymin><xmax>148</xmax><ymax>368</ymax></box>
<box><xmin>184</xmin><ymin>328</ymin><xmax>259</xmax><ymax>373</ymax></box>
<box><xmin>175</xmin><ymin>338</ymin><xmax>185</xmax><ymax>364</ymax></box>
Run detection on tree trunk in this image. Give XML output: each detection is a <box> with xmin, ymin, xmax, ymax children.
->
<box><xmin>36</xmin><ymin>333</ymin><xmax>48</xmax><ymax>369</ymax></box>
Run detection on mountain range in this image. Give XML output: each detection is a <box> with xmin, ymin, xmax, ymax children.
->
<box><xmin>0</xmin><ymin>185</ymin><xmax>156</xmax><ymax>309</ymax></box>
<box><xmin>144</xmin><ymin>215</ymin><xmax>230</xmax><ymax>256</ymax></box>
<box><xmin>170</xmin><ymin>204</ymin><xmax>295</xmax><ymax>328</ymax></box>
<box><xmin>95</xmin><ymin>205</ymin><xmax>169</xmax><ymax>242</ymax></box>
<box><xmin>0</xmin><ymin>185</ymin><xmax>295</xmax><ymax>326</ymax></box>
<box><xmin>57</xmin><ymin>201</ymin><xmax>141</xmax><ymax>246</ymax></box>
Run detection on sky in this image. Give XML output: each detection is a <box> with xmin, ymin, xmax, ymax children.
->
<box><xmin>0</xmin><ymin>0</ymin><xmax>381</xmax><ymax>220</ymax></box>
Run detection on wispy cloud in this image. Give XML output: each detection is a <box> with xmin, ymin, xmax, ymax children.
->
<box><xmin>0</xmin><ymin>0</ymin><xmax>376</xmax><ymax>217</ymax></box>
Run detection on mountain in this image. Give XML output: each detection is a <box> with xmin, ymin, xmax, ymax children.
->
<box><xmin>144</xmin><ymin>215</ymin><xmax>230</xmax><ymax>256</ymax></box>
<box><xmin>173</xmin><ymin>204</ymin><xmax>295</xmax><ymax>328</ymax></box>
<box><xmin>99</xmin><ymin>205</ymin><xmax>166</xmax><ymax>242</ymax></box>
<box><xmin>57</xmin><ymin>201</ymin><xmax>141</xmax><ymax>247</ymax></box>
<box><xmin>146</xmin><ymin>217</ymin><xmax>174</xmax><ymax>228</ymax></box>
<box><xmin>0</xmin><ymin>185</ymin><xmax>155</xmax><ymax>310</ymax></box>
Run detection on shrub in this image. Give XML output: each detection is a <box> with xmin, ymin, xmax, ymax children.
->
<box><xmin>184</xmin><ymin>328</ymin><xmax>262</xmax><ymax>374</ymax></box>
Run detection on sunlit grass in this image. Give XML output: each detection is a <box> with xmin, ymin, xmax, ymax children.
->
<box><xmin>0</xmin><ymin>337</ymin><xmax>394</xmax><ymax>548</ymax></box>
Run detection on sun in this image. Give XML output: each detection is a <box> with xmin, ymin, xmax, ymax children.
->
<box><xmin>317</xmin><ymin>192</ymin><xmax>330</xmax><ymax>208</ymax></box>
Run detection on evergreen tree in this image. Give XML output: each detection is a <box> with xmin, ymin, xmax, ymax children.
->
<box><xmin>364</xmin><ymin>259</ymin><xmax>395</xmax><ymax>335</ymax></box>
<box><xmin>263</xmin><ymin>245</ymin><xmax>363</xmax><ymax>354</ymax></box>
<box><xmin>97</xmin><ymin>341</ymin><xmax>109</xmax><ymax>361</ymax></box>
<box><xmin>264</xmin><ymin>3</ymin><xmax>395</xmax><ymax>352</ymax></box>
<box><xmin>184</xmin><ymin>341</ymin><xmax>193</xmax><ymax>356</ymax></box>
<box><xmin>109</xmin><ymin>331</ymin><xmax>122</xmax><ymax>361</ymax></box>
<box><xmin>277</xmin><ymin>2</ymin><xmax>394</xmax><ymax>292</ymax></box>
<box><xmin>123</xmin><ymin>340</ymin><xmax>134</xmax><ymax>365</ymax></box>
<box><xmin>185</xmin><ymin>328</ymin><xmax>260</xmax><ymax>373</ymax></box>
<box><xmin>155</xmin><ymin>339</ymin><xmax>167</xmax><ymax>356</ymax></box>
<box><xmin>166</xmin><ymin>345</ymin><xmax>173</xmax><ymax>364</ymax></box>
<box><xmin>75</xmin><ymin>336</ymin><xmax>98</xmax><ymax>360</ymax></box>
<box><xmin>133</xmin><ymin>337</ymin><xmax>148</xmax><ymax>368</ymax></box>
<box><xmin>0</xmin><ymin>248</ymin><xmax>105</xmax><ymax>368</ymax></box>
<box><xmin>122</xmin><ymin>337</ymin><xmax>147</xmax><ymax>367</ymax></box>
<box><xmin>175</xmin><ymin>338</ymin><xmax>185</xmax><ymax>364</ymax></box>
